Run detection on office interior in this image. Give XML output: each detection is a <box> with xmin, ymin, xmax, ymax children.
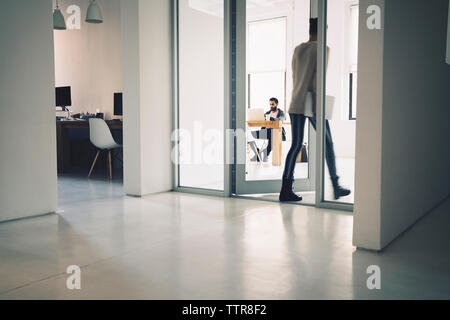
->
<box><xmin>1</xmin><ymin>0</ymin><xmax>450</xmax><ymax>300</ymax></box>
<box><xmin>177</xmin><ymin>0</ymin><xmax>357</xmax><ymax>208</ymax></box>
<box><xmin>53</xmin><ymin>0</ymin><xmax>124</xmax><ymax>203</ymax></box>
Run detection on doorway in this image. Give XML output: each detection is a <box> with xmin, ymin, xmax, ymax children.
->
<box><xmin>232</xmin><ymin>0</ymin><xmax>357</xmax><ymax>209</ymax></box>
<box><xmin>53</xmin><ymin>0</ymin><xmax>124</xmax><ymax>207</ymax></box>
<box><xmin>233</xmin><ymin>0</ymin><xmax>315</xmax><ymax>202</ymax></box>
<box><xmin>172</xmin><ymin>0</ymin><xmax>357</xmax><ymax>210</ymax></box>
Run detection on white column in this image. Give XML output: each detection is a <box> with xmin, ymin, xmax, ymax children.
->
<box><xmin>0</xmin><ymin>0</ymin><xmax>58</xmax><ymax>222</ymax></box>
<box><xmin>120</xmin><ymin>0</ymin><xmax>173</xmax><ymax>196</ymax></box>
<box><xmin>353</xmin><ymin>0</ymin><xmax>385</xmax><ymax>250</ymax></box>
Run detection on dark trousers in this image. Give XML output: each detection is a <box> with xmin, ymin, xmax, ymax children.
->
<box><xmin>282</xmin><ymin>114</ymin><xmax>338</xmax><ymax>181</ymax></box>
<box><xmin>266</xmin><ymin>129</ymin><xmax>273</xmax><ymax>155</ymax></box>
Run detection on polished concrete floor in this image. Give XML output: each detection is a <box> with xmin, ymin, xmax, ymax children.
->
<box><xmin>245</xmin><ymin>157</ymin><xmax>355</xmax><ymax>205</ymax></box>
<box><xmin>0</xmin><ymin>175</ymin><xmax>449</xmax><ymax>300</ymax></box>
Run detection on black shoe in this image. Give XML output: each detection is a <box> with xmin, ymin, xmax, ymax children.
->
<box><xmin>334</xmin><ymin>186</ymin><xmax>351</xmax><ymax>200</ymax></box>
<box><xmin>279</xmin><ymin>179</ymin><xmax>303</xmax><ymax>202</ymax></box>
<box><xmin>332</xmin><ymin>178</ymin><xmax>351</xmax><ymax>200</ymax></box>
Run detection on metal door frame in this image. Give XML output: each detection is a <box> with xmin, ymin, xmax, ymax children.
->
<box><xmin>232</xmin><ymin>0</ymin><xmax>315</xmax><ymax>196</ymax></box>
<box><xmin>316</xmin><ymin>0</ymin><xmax>353</xmax><ymax>211</ymax></box>
<box><xmin>171</xmin><ymin>0</ymin><xmax>354</xmax><ymax>211</ymax></box>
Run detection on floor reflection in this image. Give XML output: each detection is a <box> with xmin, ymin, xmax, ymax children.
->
<box><xmin>1</xmin><ymin>176</ymin><xmax>449</xmax><ymax>299</ymax></box>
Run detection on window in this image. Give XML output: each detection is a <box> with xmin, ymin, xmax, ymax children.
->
<box><xmin>247</xmin><ymin>17</ymin><xmax>287</xmax><ymax>110</ymax></box>
<box><xmin>349</xmin><ymin>72</ymin><xmax>357</xmax><ymax>120</ymax></box>
<box><xmin>248</xmin><ymin>72</ymin><xmax>285</xmax><ymax>110</ymax></box>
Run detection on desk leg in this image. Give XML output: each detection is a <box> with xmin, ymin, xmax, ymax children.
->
<box><xmin>108</xmin><ymin>151</ymin><xmax>113</xmax><ymax>181</ymax></box>
<box><xmin>56</xmin><ymin>125</ymin><xmax>71</xmax><ymax>173</ymax></box>
<box><xmin>272</xmin><ymin>128</ymin><xmax>282</xmax><ymax>166</ymax></box>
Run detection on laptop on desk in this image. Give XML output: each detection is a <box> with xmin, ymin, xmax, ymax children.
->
<box><xmin>247</xmin><ymin>108</ymin><xmax>266</xmax><ymax>122</ymax></box>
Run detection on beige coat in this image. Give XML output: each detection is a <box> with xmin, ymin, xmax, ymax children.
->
<box><xmin>288</xmin><ymin>41</ymin><xmax>328</xmax><ymax>115</ymax></box>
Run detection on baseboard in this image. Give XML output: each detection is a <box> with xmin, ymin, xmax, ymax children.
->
<box><xmin>0</xmin><ymin>211</ymin><xmax>56</xmax><ymax>225</ymax></box>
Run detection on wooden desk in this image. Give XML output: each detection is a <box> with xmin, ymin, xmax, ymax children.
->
<box><xmin>247</xmin><ymin>121</ymin><xmax>287</xmax><ymax>166</ymax></box>
<box><xmin>56</xmin><ymin>120</ymin><xmax>123</xmax><ymax>173</ymax></box>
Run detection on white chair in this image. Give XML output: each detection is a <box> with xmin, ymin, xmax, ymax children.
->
<box><xmin>88</xmin><ymin>118</ymin><xmax>122</xmax><ymax>180</ymax></box>
<box><xmin>246</xmin><ymin>129</ymin><xmax>267</xmax><ymax>163</ymax></box>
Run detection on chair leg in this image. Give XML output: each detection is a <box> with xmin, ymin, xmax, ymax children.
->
<box><xmin>108</xmin><ymin>150</ymin><xmax>112</xmax><ymax>181</ymax></box>
<box><xmin>88</xmin><ymin>150</ymin><xmax>101</xmax><ymax>179</ymax></box>
<box><xmin>256</xmin><ymin>149</ymin><xmax>262</xmax><ymax>163</ymax></box>
<box><xmin>112</xmin><ymin>150</ymin><xmax>123</xmax><ymax>163</ymax></box>
<box><xmin>248</xmin><ymin>141</ymin><xmax>262</xmax><ymax>163</ymax></box>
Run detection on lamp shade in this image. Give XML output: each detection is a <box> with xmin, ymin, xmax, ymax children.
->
<box><xmin>86</xmin><ymin>0</ymin><xmax>103</xmax><ymax>24</ymax></box>
<box><xmin>53</xmin><ymin>8</ymin><xmax>66</xmax><ymax>30</ymax></box>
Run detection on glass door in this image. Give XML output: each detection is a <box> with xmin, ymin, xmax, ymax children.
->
<box><xmin>173</xmin><ymin>0</ymin><xmax>356</xmax><ymax>208</ymax></box>
<box><xmin>174</xmin><ymin>0</ymin><xmax>225</xmax><ymax>193</ymax></box>
<box><xmin>315</xmin><ymin>0</ymin><xmax>356</xmax><ymax>210</ymax></box>
<box><xmin>322</xmin><ymin>0</ymin><xmax>357</xmax><ymax>206</ymax></box>
<box><xmin>234</xmin><ymin>0</ymin><xmax>315</xmax><ymax>196</ymax></box>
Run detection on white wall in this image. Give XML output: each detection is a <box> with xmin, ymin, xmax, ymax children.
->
<box><xmin>353</xmin><ymin>0</ymin><xmax>450</xmax><ymax>250</ymax></box>
<box><xmin>353</xmin><ymin>0</ymin><xmax>384</xmax><ymax>250</ymax></box>
<box><xmin>0</xmin><ymin>0</ymin><xmax>58</xmax><ymax>222</ymax></box>
<box><xmin>121</xmin><ymin>0</ymin><xmax>173</xmax><ymax>196</ymax></box>
<box><xmin>54</xmin><ymin>0</ymin><xmax>122</xmax><ymax>118</ymax></box>
<box><xmin>379</xmin><ymin>0</ymin><xmax>450</xmax><ymax>249</ymax></box>
<box><xmin>120</xmin><ymin>0</ymin><xmax>141</xmax><ymax>196</ymax></box>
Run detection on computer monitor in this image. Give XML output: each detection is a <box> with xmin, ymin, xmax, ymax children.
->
<box><xmin>56</xmin><ymin>86</ymin><xmax>72</xmax><ymax>110</ymax></box>
<box><xmin>114</xmin><ymin>92</ymin><xmax>123</xmax><ymax>116</ymax></box>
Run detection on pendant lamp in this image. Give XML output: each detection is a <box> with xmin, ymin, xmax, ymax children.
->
<box><xmin>86</xmin><ymin>0</ymin><xmax>103</xmax><ymax>24</ymax></box>
<box><xmin>53</xmin><ymin>0</ymin><xmax>66</xmax><ymax>30</ymax></box>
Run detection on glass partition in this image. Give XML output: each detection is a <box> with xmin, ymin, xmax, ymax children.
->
<box><xmin>322</xmin><ymin>0</ymin><xmax>358</xmax><ymax>204</ymax></box>
<box><xmin>245</xmin><ymin>1</ymin><xmax>311</xmax><ymax>183</ymax></box>
<box><xmin>177</xmin><ymin>0</ymin><xmax>225</xmax><ymax>190</ymax></box>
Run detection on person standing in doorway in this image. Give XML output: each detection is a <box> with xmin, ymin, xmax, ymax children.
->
<box><xmin>279</xmin><ymin>18</ymin><xmax>351</xmax><ymax>202</ymax></box>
